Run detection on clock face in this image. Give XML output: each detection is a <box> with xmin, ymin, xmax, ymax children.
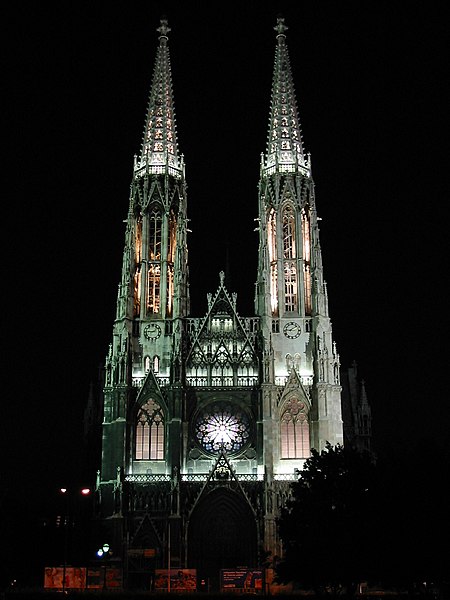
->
<box><xmin>283</xmin><ymin>321</ymin><xmax>301</xmax><ymax>339</ymax></box>
<box><xmin>144</xmin><ymin>323</ymin><xmax>161</xmax><ymax>340</ymax></box>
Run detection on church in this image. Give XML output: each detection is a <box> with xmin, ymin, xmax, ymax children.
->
<box><xmin>93</xmin><ymin>16</ymin><xmax>371</xmax><ymax>591</ymax></box>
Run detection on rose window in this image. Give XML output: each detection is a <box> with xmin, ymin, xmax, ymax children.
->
<box><xmin>195</xmin><ymin>404</ymin><xmax>250</xmax><ymax>454</ymax></box>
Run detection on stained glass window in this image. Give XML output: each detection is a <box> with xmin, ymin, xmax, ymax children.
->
<box><xmin>280</xmin><ymin>397</ymin><xmax>310</xmax><ymax>459</ymax></box>
<box><xmin>135</xmin><ymin>399</ymin><xmax>164</xmax><ymax>460</ymax></box>
<box><xmin>195</xmin><ymin>404</ymin><xmax>250</xmax><ymax>454</ymax></box>
<box><xmin>302</xmin><ymin>208</ymin><xmax>312</xmax><ymax>316</ymax></box>
<box><xmin>268</xmin><ymin>209</ymin><xmax>278</xmax><ymax>315</ymax></box>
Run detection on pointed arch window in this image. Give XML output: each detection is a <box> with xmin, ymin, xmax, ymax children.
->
<box><xmin>134</xmin><ymin>218</ymin><xmax>143</xmax><ymax>317</ymax></box>
<box><xmin>283</xmin><ymin>206</ymin><xmax>296</xmax><ymax>259</ymax></box>
<box><xmin>268</xmin><ymin>208</ymin><xmax>277</xmax><ymax>263</ymax></box>
<box><xmin>280</xmin><ymin>397</ymin><xmax>310</xmax><ymax>459</ymax></box>
<box><xmin>147</xmin><ymin>210</ymin><xmax>162</xmax><ymax>315</ymax></box>
<box><xmin>144</xmin><ymin>355</ymin><xmax>159</xmax><ymax>373</ymax></box>
<box><xmin>302</xmin><ymin>208</ymin><xmax>312</xmax><ymax>316</ymax></box>
<box><xmin>134</xmin><ymin>268</ymin><xmax>141</xmax><ymax>317</ymax></box>
<box><xmin>168</xmin><ymin>211</ymin><xmax>177</xmax><ymax>263</ymax></box>
<box><xmin>135</xmin><ymin>398</ymin><xmax>165</xmax><ymax>460</ymax></box>
<box><xmin>148</xmin><ymin>211</ymin><xmax>162</xmax><ymax>261</ymax></box>
<box><xmin>268</xmin><ymin>208</ymin><xmax>278</xmax><ymax>316</ymax></box>
<box><xmin>283</xmin><ymin>206</ymin><xmax>298</xmax><ymax>312</ymax></box>
<box><xmin>166</xmin><ymin>264</ymin><xmax>174</xmax><ymax>317</ymax></box>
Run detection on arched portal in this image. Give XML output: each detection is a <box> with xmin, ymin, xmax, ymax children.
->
<box><xmin>187</xmin><ymin>487</ymin><xmax>258</xmax><ymax>591</ymax></box>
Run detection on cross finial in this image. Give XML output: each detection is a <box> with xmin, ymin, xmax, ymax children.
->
<box><xmin>274</xmin><ymin>16</ymin><xmax>288</xmax><ymax>37</ymax></box>
<box><xmin>157</xmin><ymin>17</ymin><xmax>171</xmax><ymax>39</ymax></box>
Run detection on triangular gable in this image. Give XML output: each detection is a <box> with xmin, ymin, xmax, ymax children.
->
<box><xmin>186</xmin><ymin>271</ymin><xmax>257</xmax><ymax>364</ymax></box>
<box><xmin>136</xmin><ymin>369</ymin><xmax>166</xmax><ymax>410</ymax></box>
<box><xmin>129</xmin><ymin>513</ymin><xmax>163</xmax><ymax>549</ymax></box>
<box><xmin>277</xmin><ymin>367</ymin><xmax>311</xmax><ymax>409</ymax></box>
<box><xmin>187</xmin><ymin>447</ymin><xmax>257</xmax><ymax>520</ymax></box>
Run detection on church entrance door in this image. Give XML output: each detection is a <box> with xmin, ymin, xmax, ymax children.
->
<box><xmin>187</xmin><ymin>487</ymin><xmax>257</xmax><ymax>592</ymax></box>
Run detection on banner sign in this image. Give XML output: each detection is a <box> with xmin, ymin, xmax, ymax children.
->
<box><xmin>221</xmin><ymin>568</ymin><xmax>263</xmax><ymax>592</ymax></box>
<box><xmin>44</xmin><ymin>567</ymin><xmax>86</xmax><ymax>590</ymax></box>
<box><xmin>87</xmin><ymin>566</ymin><xmax>123</xmax><ymax>589</ymax></box>
<box><xmin>44</xmin><ymin>566</ymin><xmax>122</xmax><ymax>590</ymax></box>
<box><xmin>154</xmin><ymin>569</ymin><xmax>197</xmax><ymax>591</ymax></box>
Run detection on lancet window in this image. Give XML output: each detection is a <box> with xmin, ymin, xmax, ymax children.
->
<box><xmin>133</xmin><ymin>218</ymin><xmax>142</xmax><ymax>316</ymax></box>
<box><xmin>168</xmin><ymin>211</ymin><xmax>176</xmax><ymax>262</ymax></box>
<box><xmin>167</xmin><ymin>265</ymin><xmax>174</xmax><ymax>316</ymax></box>
<box><xmin>283</xmin><ymin>206</ymin><xmax>296</xmax><ymax>259</ymax></box>
<box><xmin>147</xmin><ymin>210</ymin><xmax>162</xmax><ymax>314</ymax></box>
<box><xmin>282</xmin><ymin>206</ymin><xmax>298</xmax><ymax>312</ymax></box>
<box><xmin>144</xmin><ymin>355</ymin><xmax>159</xmax><ymax>373</ymax></box>
<box><xmin>280</xmin><ymin>397</ymin><xmax>310</xmax><ymax>459</ymax></box>
<box><xmin>148</xmin><ymin>211</ymin><xmax>162</xmax><ymax>261</ymax></box>
<box><xmin>302</xmin><ymin>208</ymin><xmax>312</xmax><ymax>316</ymax></box>
<box><xmin>268</xmin><ymin>208</ymin><xmax>278</xmax><ymax>315</ymax></box>
<box><xmin>135</xmin><ymin>398</ymin><xmax>165</xmax><ymax>460</ymax></box>
<box><xmin>165</xmin><ymin>211</ymin><xmax>177</xmax><ymax>316</ymax></box>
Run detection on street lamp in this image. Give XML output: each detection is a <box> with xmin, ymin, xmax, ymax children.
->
<box><xmin>97</xmin><ymin>543</ymin><xmax>110</xmax><ymax>558</ymax></box>
<box><xmin>97</xmin><ymin>543</ymin><xmax>111</xmax><ymax>589</ymax></box>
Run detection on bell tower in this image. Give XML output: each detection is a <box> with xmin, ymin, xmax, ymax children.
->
<box><xmin>252</xmin><ymin>17</ymin><xmax>343</xmax><ymax>564</ymax></box>
<box><xmin>98</xmin><ymin>18</ymin><xmax>189</xmax><ymax>544</ymax></box>
<box><xmin>256</xmin><ymin>17</ymin><xmax>343</xmax><ymax>462</ymax></box>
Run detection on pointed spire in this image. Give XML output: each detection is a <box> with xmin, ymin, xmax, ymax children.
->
<box><xmin>263</xmin><ymin>17</ymin><xmax>309</xmax><ymax>176</ymax></box>
<box><xmin>136</xmin><ymin>18</ymin><xmax>183</xmax><ymax>178</ymax></box>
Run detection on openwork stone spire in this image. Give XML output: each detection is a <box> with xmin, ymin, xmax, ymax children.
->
<box><xmin>263</xmin><ymin>17</ymin><xmax>309</xmax><ymax>176</ymax></box>
<box><xmin>135</xmin><ymin>18</ymin><xmax>183</xmax><ymax>178</ymax></box>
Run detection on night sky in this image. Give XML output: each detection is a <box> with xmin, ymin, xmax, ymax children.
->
<box><xmin>2</xmin><ymin>0</ymin><xmax>448</xmax><ymax>585</ymax></box>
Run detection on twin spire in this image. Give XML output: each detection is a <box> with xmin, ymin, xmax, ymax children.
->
<box><xmin>135</xmin><ymin>18</ymin><xmax>183</xmax><ymax>179</ymax></box>
<box><xmin>136</xmin><ymin>16</ymin><xmax>306</xmax><ymax>179</ymax></box>
<box><xmin>264</xmin><ymin>17</ymin><xmax>309</xmax><ymax>176</ymax></box>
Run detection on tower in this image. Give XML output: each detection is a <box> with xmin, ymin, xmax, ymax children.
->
<box><xmin>256</xmin><ymin>17</ymin><xmax>343</xmax><ymax>463</ymax></box>
<box><xmin>95</xmin><ymin>17</ymin><xmax>354</xmax><ymax>591</ymax></box>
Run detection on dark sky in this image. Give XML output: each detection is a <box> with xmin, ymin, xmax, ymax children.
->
<box><xmin>2</xmin><ymin>0</ymin><xmax>448</xmax><ymax>570</ymax></box>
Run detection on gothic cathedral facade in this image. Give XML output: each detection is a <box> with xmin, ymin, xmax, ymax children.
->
<box><xmin>95</xmin><ymin>17</ymin><xmax>370</xmax><ymax>589</ymax></box>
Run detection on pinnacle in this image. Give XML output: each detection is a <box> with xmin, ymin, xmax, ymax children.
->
<box><xmin>157</xmin><ymin>17</ymin><xmax>171</xmax><ymax>39</ymax></box>
<box><xmin>274</xmin><ymin>15</ymin><xmax>288</xmax><ymax>37</ymax></box>
<box><xmin>134</xmin><ymin>18</ymin><xmax>183</xmax><ymax>179</ymax></box>
<box><xmin>263</xmin><ymin>17</ymin><xmax>307</xmax><ymax>176</ymax></box>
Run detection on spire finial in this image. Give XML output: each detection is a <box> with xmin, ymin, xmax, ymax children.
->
<box><xmin>264</xmin><ymin>17</ymin><xmax>306</xmax><ymax>173</ymax></box>
<box><xmin>274</xmin><ymin>16</ymin><xmax>288</xmax><ymax>37</ymax></box>
<box><xmin>157</xmin><ymin>17</ymin><xmax>171</xmax><ymax>39</ymax></box>
<box><xmin>136</xmin><ymin>15</ymin><xmax>182</xmax><ymax>177</ymax></box>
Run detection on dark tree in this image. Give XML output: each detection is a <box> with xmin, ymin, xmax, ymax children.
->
<box><xmin>275</xmin><ymin>443</ymin><xmax>379</xmax><ymax>595</ymax></box>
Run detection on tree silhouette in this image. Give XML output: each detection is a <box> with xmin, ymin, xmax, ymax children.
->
<box><xmin>276</xmin><ymin>443</ymin><xmax>378</xmax><ymax>594</ymax></box>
